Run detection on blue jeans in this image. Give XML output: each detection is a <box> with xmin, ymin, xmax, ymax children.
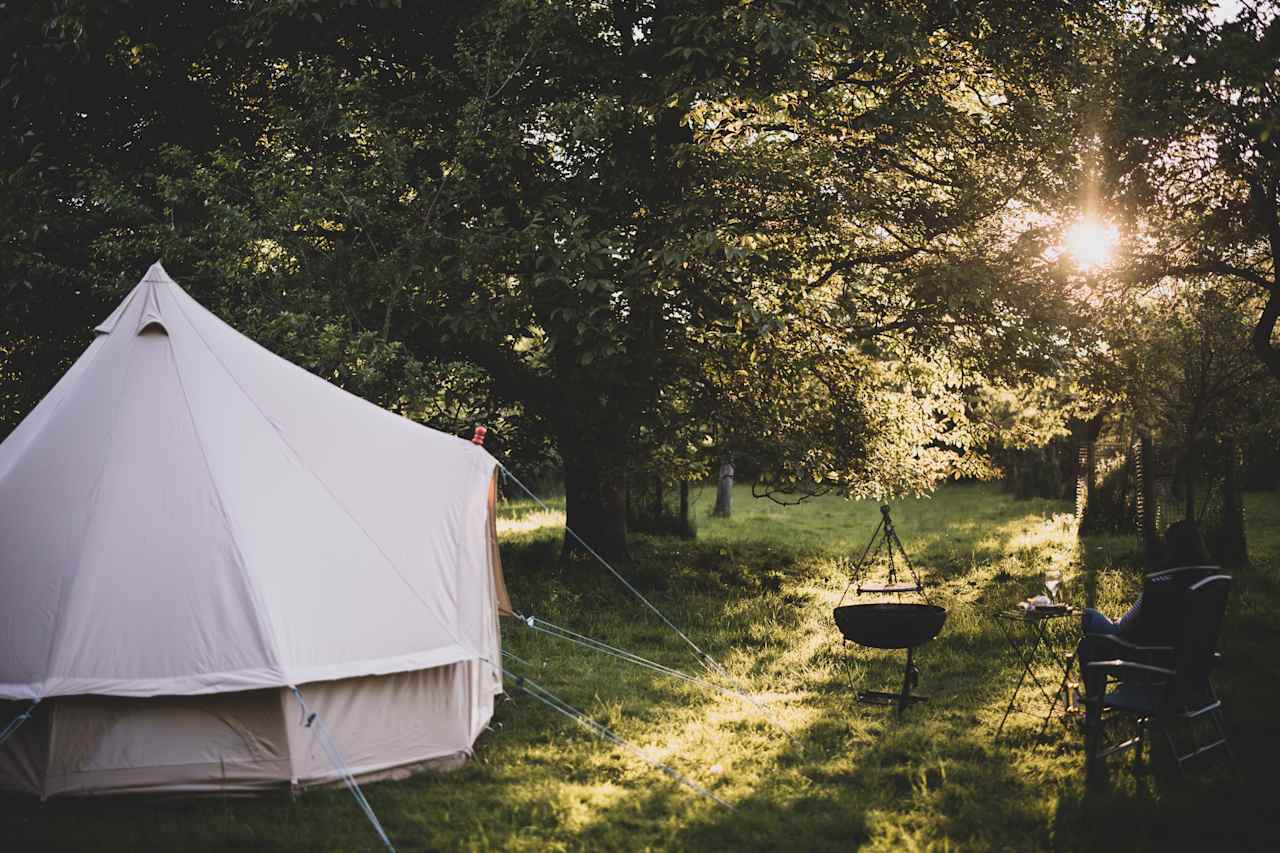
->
<box><xmin>1081</xmin><ymin>608</ymin><xmax>1123</xmax><ymax>636</ymax></box>
<box><xmin>1078</xmin><ymin>608</ymin><xmax>1133</xmax><ymax>735</ymax></box>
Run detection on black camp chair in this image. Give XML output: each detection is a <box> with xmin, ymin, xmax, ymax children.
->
<box><xmin>1082</xmin><ymin>575</ymin><xmax>1234</xmax><ymax>784</ymax></box>
<box><xmin>1120</xmin><ymin>566</ymin><xmax>1220</xmax><ymax>644</ymax></box>
<box><xmin>1075</xmin><ymin>565</ymin><xmax>1221</xmax><ymax>744</ymax></box>
<box><xmin>1075</xmin><ymin>565</ymin><xmax>1221</xmax><ymax>722</ymax></box>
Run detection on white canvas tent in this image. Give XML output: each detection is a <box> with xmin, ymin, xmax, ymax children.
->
<box><xmin>0</xmin><ymin>263</ymin><xmax>511</xmax><ymax>798</ymax></box>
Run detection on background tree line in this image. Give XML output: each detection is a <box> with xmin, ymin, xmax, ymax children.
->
<box><xmin>3</xmin><ymin>0</ymin><xmax>1275</xmax><ymax>562</ymax></box>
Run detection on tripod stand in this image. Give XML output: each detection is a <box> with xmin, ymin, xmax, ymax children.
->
<box><xmin>833</xmin><ymin>505</ymin><xmax>946</xmax><ymax>713</ymax></box>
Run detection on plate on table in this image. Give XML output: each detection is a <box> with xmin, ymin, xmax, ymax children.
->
<box><xmin>1018</xmin><ymin>597</ymin><xmax>1069</xmax><ymax>615</ymax></box>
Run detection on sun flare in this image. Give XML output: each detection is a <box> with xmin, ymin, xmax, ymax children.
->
<box><xmin>1063</xmin><ymin>216</ymin><xmax>1119</xmax><ymax>271</ymax></box>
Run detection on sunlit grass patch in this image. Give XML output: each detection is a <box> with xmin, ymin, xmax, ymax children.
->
<box><xmin>496</xmin><ymin>507</ymin><xmax>566</xmax><ymax>537</ymax></box>
<box><xmin>5</xmin><ymin>482</ymin><xmax>1276</xmax><ymax>851</ymax></box>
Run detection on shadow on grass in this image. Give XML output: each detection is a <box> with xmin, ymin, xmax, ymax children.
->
<box><xmin>560</xmin><ymin>696</ymin><xmax>1062</xmax><ymax>852</ymax></box>
<box><xmin>491</xmin><ymin>493</ymin><xmax>1097</xmax><ymax>849</ymax></box>
<box><xmin>7</xmin><ymin>486</ymin><xmax>1280</xmax><ymax>851</ymax></box>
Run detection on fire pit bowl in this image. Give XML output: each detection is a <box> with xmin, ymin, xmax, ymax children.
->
<box><xmin>834</xmin><ymin>603</ymin><xmax>947</xmax><ymax>650</ymax></box>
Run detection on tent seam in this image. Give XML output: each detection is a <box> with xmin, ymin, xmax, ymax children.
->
<box><xmin>173</xmin><ymin>288</ymin><xmax>477</xmax><ymax>451</ymax></box>
<box><xmin>163</xmin><ymin>297</ymin><xmax>290</xmax><ymax>682</ymax></box>
<box><xmin>93</xmin><ymin>283</ymin><xmax>141</xmax><ymax>334</ymax></box>
<box><xmin>165</xmin><ymin>287</ymin><xmax>473</xmax><ymax>657</ymax></box>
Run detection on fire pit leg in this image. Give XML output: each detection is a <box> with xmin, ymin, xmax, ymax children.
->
<box><xmin>898</xmin><ymin>646</ymin><xmax>922</xmax><ymax>713</ymax></box>
<box><xmin>857</xmin><ymin>646</ymin><xmax>929</xmax><ymax>714</ymax></box>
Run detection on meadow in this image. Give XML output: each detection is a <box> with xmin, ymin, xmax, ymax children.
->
<box><xmin>4</xmin><ymin>483</ymin><xmax>1278</xmax><ymax>851</ymax></box>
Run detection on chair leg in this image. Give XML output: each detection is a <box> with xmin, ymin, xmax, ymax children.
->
<box><xmin>1211</xmin><ymin>707</ymin><xmax>1236</xmax><ymax>777</ymax></box>
<box><xmin>1163</xmin><ymin>724</ymin><xmax>1184</xmax><ymax>778</ymax></box>
<box><xmin>1083</xmin><ymin>698</ymin><xmax>1105</xmax><ymax>787</ymax></box>
<box><xmin>1133</xmin><ymin>717</ymin><xmax>1147</xmax><ymax>773</ymax></box>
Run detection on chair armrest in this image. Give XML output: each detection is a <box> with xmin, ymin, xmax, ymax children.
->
<box><xmin>1078</xmin><ymin>633</ymin><xmax>1174</xmax><ymax>667</ymax></box>
<box><xmin>1086</xmin><ymin>659</ymin><xmax>1176</xmax><ymax>681</ymax></box>
<box><xmin>1093</xmin><ymin>636</ymin><xmax>1173</xmax><ymax>654</ymax></box>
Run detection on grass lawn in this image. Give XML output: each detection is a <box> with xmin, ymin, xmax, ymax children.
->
<box><xmin>4</xmin><ymin>483</ymin><xmax>1279</xmax><ymax>851</ymax></box>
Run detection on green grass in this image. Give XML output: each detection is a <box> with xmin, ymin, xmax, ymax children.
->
<box><xmin>6</xmin><ymin>483</ymin><xmax>1280</xmax><ymax>851</ymax></box>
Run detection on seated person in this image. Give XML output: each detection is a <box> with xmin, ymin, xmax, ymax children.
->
<box><xmin>1079</xmin><ymin>519</ymin><xmax>1216</xmax><ymax>643</ymax></box>
<box><xmin>1077</xmin><ymin>520</ymin><xmax>1218</xmax><ymax>727</ymax></box>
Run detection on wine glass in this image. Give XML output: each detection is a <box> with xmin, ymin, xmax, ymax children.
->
<box><xmin>1044</xmin><ymin>568</ymin><xmax>1062</xmax><ymax>602</ymax></box>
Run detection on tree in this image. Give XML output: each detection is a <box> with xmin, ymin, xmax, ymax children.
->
<box><xmin>712</xmin><ymin>460</ymin><xmax>734</xmax><ymax>518</ymax></box>
<box><xmin>1092</xmin><ymin>278</ymin><xmax>1272</xmax><ymax>564</ymax></box>
<box><xmin>5</xmin><ymin>0</ymin><xmax>1103</xmax><ymax>561</ymax></box>
<box><xmin>0</xmin><ymin>0</ymin><xmax>255</xmax><ymax>432</ymax></box>
<box><xmin>1107</xmin><ymin>2</ymin><xmax>1280</xmax><ymax>381</ymax></box>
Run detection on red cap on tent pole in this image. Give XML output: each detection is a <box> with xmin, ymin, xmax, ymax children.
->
<box><xmin>471</xmin><ymin>426</ymin><xmax>487</xmax><ymax>446</ymax></box>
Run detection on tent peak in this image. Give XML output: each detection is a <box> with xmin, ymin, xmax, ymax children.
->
<box><xmin>142</xmin><ymin>261</ymin><xmax>175</xmax><ymax>284</ymax></box>
<box><xmin>136</xmin><ymin>283</ymin><xmax>168</xmax><ymax>335</ymax></box>
<box><xmin>95</xmin><ymin>264</ymin><xmax>178</xmax><ymax>335</ymax></box>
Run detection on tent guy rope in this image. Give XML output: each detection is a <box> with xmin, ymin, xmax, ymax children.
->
<box><xmin>498</xmin><ymin>464</ymin><xmax>723</xmax><ymax>672</ymax></box>
<box><xmin>0</xmin><ymin>699</ymin><xmax>39</xmax><ymax>749</ymax></box>
<box><xmin>512</xmin><ymin>612</ymin><xmax>786</xmax><ymax>728</ymax></box>
<box><xmin>496</xmin><ymin>462</ymin><xmax>783</xmax><ymax>726</ymax></box>
<box><xmin>496</xmin><ymin>651</ymin><xmax>733</xmax><ymax>810</ymax></box>
<box><xmin>291</xmin><ymin>687</ymin><xmax>397</xmax><ymax>853</ymax></box>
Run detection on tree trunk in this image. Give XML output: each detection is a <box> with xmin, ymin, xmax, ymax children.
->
<box><xmin>712</xmin><ymin>461</ymin><xmax>734</xmax><ymax>517</ymax></box>
<box><xmin>1073</xmin><ymin>412</ymin><xmax>1105</xmax><ymax>525</ymax></box>
<box><xmin>560</xmin><ymin>442</ymin><xmax>630</xmax><ymax>563</ymax></box>
<box><xmin>1075</xmin><ymin>444</ymin><xmax>1089</xmax><ymax>520</ymax></box>
<box><xmin>1246</xmin><ymin>176</ymin><xmax>1280</xmax><ymax>380</ymax></box>
<box><xmin>1251</xmin><ymin>283</ymin><xmax>1280</xmax><ymax>380</ymax></box>
<box><xmin>1184</xmin><ymin>450</ymin><xmax>1197</xmax><ymax>522</ymax></box>
<box><xmin>679</xmin><ymin>480</ymin><xmax>690</xmax><ymax>536</ymax></box>
<box><xmin>1008</xmin><ymin>450</ymin><xmax>1029</xmax><ymax>499</ymax></box>
<box><xmin>1077</xmin><ymin>442</ymin><xmax>1097</xmax><ymax>523</ymax></box>
<box><xmin>1220</xmin><ymin>439</ymin><xmax>1248</xmax><ymax>567</ymax></box>
<box><xmin>1086</xmin><ymin>442</ymin><xmax>1098</xmax><ymax>513</ymax></box>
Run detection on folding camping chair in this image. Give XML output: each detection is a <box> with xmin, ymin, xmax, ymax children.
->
<box><xmin>1082</xmin><ymin>575</ymin><xmax>1234</xmax><ymax>784</ymax></box>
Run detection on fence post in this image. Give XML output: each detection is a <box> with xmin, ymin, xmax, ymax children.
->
<box><xmin>1138</xmin><ymin>435</ymin><xmax>1160</xmax><ymax>568</ymax></box>
<box><xmin>1075</xmin><ymin>443</ymin><xmax>1094</xmax><ymax>521</ymax></box>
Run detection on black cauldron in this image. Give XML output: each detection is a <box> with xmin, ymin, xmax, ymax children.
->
<box><xmin>833</xmin><ymin>603</ymin><xmax>947</xmax><ymax>650</ymax></box>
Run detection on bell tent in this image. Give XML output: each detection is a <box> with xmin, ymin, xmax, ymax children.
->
<box><xmin>0</xmin><ymin>263</ymin><xmax>511</xmax><ymax>798</ymax></box>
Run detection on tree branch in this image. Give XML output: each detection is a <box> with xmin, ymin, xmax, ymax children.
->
<box><xmin>1252</xmin><ymin>284</ymin><xmax>1280</xmax><ymax>379</ymax></box>
<box><xmin>1140</xmin><ymin>259</ymin><xmax>1274</xmax><ymax>293</ymax></box>
<box><xmin>1247</xmin><ymin>174</ymin><xmax>1280</xmax><ymax>378</ymax></box>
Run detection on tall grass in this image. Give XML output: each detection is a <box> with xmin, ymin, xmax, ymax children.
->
<box><xmin>5</xmin><ymin>483</ymin><xmax>1277</xmax><ymax>851</ymax></box>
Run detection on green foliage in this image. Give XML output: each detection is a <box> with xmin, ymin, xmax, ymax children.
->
<box><xmin>1098</xmin><ymin>280</ymin><xmax>1274</xmax><ymax>448</ymax></box>
<box><xmin>1103</xmin><ymin>1</ymin><xmax>1280</xmax><ymax>379</ymax></box>
<box><xmin>2</xmin><ymin>0</ymin><xmax>1101</xmax><ymax>530</ymax></box>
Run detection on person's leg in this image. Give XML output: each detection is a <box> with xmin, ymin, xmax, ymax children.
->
<box><xmin>1076</xmin><ymin>632</ymin><xmax>1111</xmax><ymax>784</ymax></box>
<box><xmin>1081</xmin><ymin>608</ymin><xmax>1121</xmax><ymax>636</ymax></box>
<box><xmin>1076</xmin><ymin>621</ymin><xmax>1119</xmax><ymax>722</ymax></box>
<box><xmin>1077</xmin><ymin>606</ymin><xmax>1141</xmax><ymax>784</ymax></box>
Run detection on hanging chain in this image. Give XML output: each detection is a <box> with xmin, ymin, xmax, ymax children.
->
<box><xmin>840</xmin><ymin>505</ymin><xmax>927</xmax><ymax>603</ymax></box>
<box><xmin>883</xmin><ymin>512</ymin><xmax>898</xmax><ymax>588</ymax></box>
<box><xmin>886</xmin><ymin>515</ymin><xmax>929</xmax><ymax>604</ymax></box>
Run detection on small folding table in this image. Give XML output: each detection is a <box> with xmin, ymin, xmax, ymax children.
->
<box><xmin>994</xmin><ymin>604</ymin><xmax>1080</xmax><ymax>740</ymax></box>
